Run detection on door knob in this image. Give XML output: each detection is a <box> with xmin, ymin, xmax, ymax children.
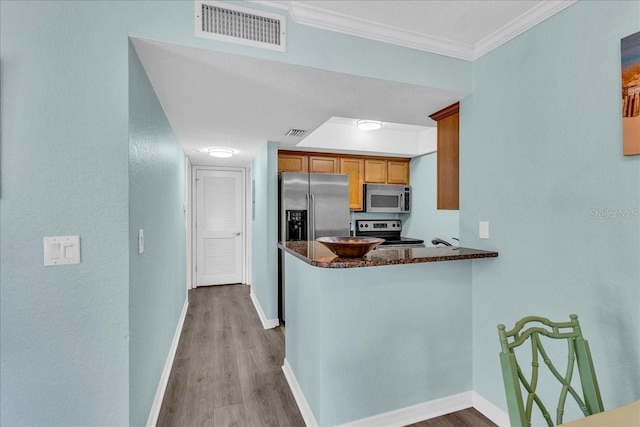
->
<box><xmin>234</xmin><ymin>232</ymin><xmax>241</xmax><ymax>236</ymax></box>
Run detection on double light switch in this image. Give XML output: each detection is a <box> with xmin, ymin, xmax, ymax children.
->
<box><xmin>44</xmin><ymin>236</ymin><xmax>81</xmax><ymax>266</ymax></box>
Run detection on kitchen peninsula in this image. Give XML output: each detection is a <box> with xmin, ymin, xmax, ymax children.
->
<box><xmin>280</xmin><ymin>241</ymin><xmax>497</xmax><ymax>268</ymax></box>
<box><xmin>279</xmin><ymin>241</ymin><xmax>498</xmax><ymax>426</ymax></box>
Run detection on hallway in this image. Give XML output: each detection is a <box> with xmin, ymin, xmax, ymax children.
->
<box><xmin>157</xmin><ymin>285</ymin><xmax>304</xmax><ymax>426</ymax></box>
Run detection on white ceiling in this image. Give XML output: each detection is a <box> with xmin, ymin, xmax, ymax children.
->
<box><xmin>132</xmin><ymin>1</ymin><xmax>576</xmax><ymax>167</ymax></box>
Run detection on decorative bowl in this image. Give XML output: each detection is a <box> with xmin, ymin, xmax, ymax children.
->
<box><xmin>316</xmin><ymin>236</ymin><xmax>385</xmax><ymax>258</ymax></box>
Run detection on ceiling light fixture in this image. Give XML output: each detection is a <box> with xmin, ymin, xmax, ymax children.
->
<box><xmin>206</xmin><ymin>147</ymin><xmax>234</xmax><ymax>158</ymax></box>
<box><xmin>356</xmin><ymin>120</ymin><xmax>382</xmax><ymax>131</ymax></box>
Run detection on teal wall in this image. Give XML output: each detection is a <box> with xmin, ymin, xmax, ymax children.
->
<box><xmin>285</xmin><ymin>253</ymin><xmax>473</xmax><ymax>426</ymax></box>
<box><xmin>7</xmin><ymin>0</ymin><xmax>634</xmax><ymax>425</ymax></box>
<box><xmin>251</xmin><ymin>141</ymin><xmax>279</xmax><ymax>320</ymax></box>
<box><xmin>404</xmin><ymin>153</ymin><xmax>460</xmax><ymax>245</ymax></box>
<box><xmin>128</xmin><ymin>41</ymin><xmax>187</xmax><ymax>426</ymax></box>
<box><xmin>0</xmin><ymin>2</ymin><xmax>133</xmax><ymax>424</ymax></box>
<box><xmin>0</xmin><ymin>1</ymin><xmax>470</xmax><ymax>423</ymax></box>
<box><xmin>462</xmin><ymin>0</ymin><xmax>640</xmax><ymax>415</ymax></box>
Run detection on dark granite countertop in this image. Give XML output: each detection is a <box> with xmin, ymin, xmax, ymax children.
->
<box><xmin>278</xmin><ymin>241</ymin><xmax>498</xmax><ymax>268</ymax></box>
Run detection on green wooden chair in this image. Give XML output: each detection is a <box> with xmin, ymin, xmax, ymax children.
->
<box><xmin>497</xmin><ymin>314</ymin><xmax>604</xmax><ymax>427</ymax></box>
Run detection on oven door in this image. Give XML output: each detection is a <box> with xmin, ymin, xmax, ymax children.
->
<box><xmin>364</xmin><ymin>184</ymin><xmax>406</xmax><ymax>213</ymax></box>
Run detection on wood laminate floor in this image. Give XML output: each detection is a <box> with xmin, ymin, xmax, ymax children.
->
<box><xmin>158</xmin><ymin>285</ymin><xmax>496</xmax><ymax>427</ymax></box>
<box><xmin>158</xmin><ymin>284</ymin><xmax>304</xmax><ymax>427</ymax></box>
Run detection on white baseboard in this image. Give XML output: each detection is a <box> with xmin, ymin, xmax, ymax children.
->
<box><xmin>282</xmin><ymin>359</ymin><xmax>319</xmax><ymax>427</ymax></box>
<box><xmin>146</xmin><ymin>297</ymin><xmax>189</xmax><ymax>427</ymax></box>
<box><xmin>472</xmin><ymin>391</ymin><xmax>510</xmax><ymax>426</ymax></box>
<box><xmin>250</xmin><ymin>291</ymin><xmax>280</xmax><ymax>329</ymax></box>
<box><xmin>279</xmin><ymin>362</ymin><xmax>509</xmax><ymax>427</ymax></box>
<box><xmin>339</xmin><ymin>391</ymin><xmax>473</xmax><ymax>427</ymax></box>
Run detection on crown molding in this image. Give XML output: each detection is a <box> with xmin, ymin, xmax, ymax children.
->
<box><xmin>250</xmin><ymin>0</ymin><xmax>578</xmax><ymax>62</ymax></box>
<box><xmin>287</xmin><ymin>1</ymin><xmax>474</xmax><ymax>60</ymax></box>
<box><xmin>472</xmin><ymin>0</ymin><xmax>578</xmax><ymax>60</ymax></box>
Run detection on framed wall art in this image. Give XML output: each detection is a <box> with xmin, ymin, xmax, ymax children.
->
<box><xmin>622</xmin><ymin>31</ymin><xmax>640</xmax><ymax>156</ymax></box>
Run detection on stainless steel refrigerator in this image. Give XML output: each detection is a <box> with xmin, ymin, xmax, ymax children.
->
<box><xmin>278</xmin><ymin>172</ymin><xmax>350</xmax><ymax>322</ymax></box>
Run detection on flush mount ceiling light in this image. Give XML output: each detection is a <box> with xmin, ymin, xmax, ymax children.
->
<box><xmin>204</xmin><ymin>147</ymin><xmax>234</xmax><ymax>158</ymax></box>
<box><xmin>356</xmin><ymin>120</ymin><xmax>382</xmax><ymax>131</ymax></box>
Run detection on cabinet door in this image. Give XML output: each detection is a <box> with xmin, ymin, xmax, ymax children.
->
<box><xmin>430</xmin><ymin>103</ymin><xmax>459</xmax><ymax>210</ymax></box>
<box><xmin>340</xmin><ymin>157</ymin><xmax>365</xmax><ymax>211</ymax></box>
<box><xmin>364</xmin><ymin>159</ymin><xmax>387</xmax><ymax>183</ymax></box>
<box><xmin>278</xmin><ymin>153</ymin><xmax>308</xmax><ymax>173</ymax></box>
<box><xmin>309</xmin><ymin>155</ymin><xmax>340</xmax><ymax>174</ymax></box>
<box><xmin>387</xmin><ymin>160</ymin><xmax>410</xmax><ymax>185</ymax></box>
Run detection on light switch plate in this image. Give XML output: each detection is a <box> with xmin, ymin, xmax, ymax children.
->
<box><xmin>44</xmin><ymin>236</ymin><xmax>80</xmax><ymax>266</ymax></box>
<box><xmin>479</xmin><ymin>221</ymin><xmax>489</xmax><ymax>239</ymax></box>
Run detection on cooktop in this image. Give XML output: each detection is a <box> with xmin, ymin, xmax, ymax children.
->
<box><xmin>355</xmin><ymin>219</ymin><xmax>424</xmax><ymax>246</ymax></box>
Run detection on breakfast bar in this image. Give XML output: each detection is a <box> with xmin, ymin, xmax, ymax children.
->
<box><xmin>280</xmin><ymin>241</ymin><xmax>498</xmax><ymax>268</ymax></box>
<box><xmin>278</xmin><ymin>241</ymin><xmax>498</xmax><ymax>426</ymax></box>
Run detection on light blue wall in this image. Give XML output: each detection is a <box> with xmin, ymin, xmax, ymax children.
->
<box><xmin>404</xmin><ymin>153</ymin><xmax>460</xmax><ymax>245</ymax></box>
<box><xmin>251</xmin><ymin>141</ymin><xmax>279</xmax><ymax>320</ymax></box>
<box><xmin>0</xmin><ymin>0</ymin><xmax>507</xmax><ymax>424</ymax></box>
<box><xmin>462</xmin><ymin>0</ymin><xmax>640</xmax><ymax>414</ymax></box>
<box><xmin>128</xmin><ymin>41</ymin><xmax>187</xmax><ymax>426</ymax></box>
<box><xmin>0</xmin><ymin>2</ymin><xmax>133</xmax><ymax>424</ymax></box>
<box><xmin>285</xmin><ymin>253</ymin><xmax>473</xmax><ymax>426</ymax></box>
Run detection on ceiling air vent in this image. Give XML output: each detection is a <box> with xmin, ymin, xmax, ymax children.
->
<box><xmin>195</xmin><ymin>1</ymin><xmax>286</xmax><ymax>51</ymax></box>
<box><xmin>285</xmin><ymin>129</ymin><xmax>306</xmax><ymax>137</ymax></box>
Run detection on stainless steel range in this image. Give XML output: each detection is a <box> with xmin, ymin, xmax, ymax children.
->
<box><xmin>355</xmin><ymin>219</ymin><xmax>425</xmax><ymax>248</ymax></box>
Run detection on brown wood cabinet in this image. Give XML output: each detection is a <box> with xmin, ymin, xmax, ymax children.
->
<box><xmin>278</xmin><ymin>150</ymin><xmax>410</xmax><ymax>211</ymax></box>
<box><xmin>340</xmin><ymin>157</ymin><xmax>365</xmax><ymax>211</ymax></box>
<box><xmin>309</xmin><ymin>155</ymin><xmax>340</xmax><ymax>174</ymax></box>
<box><xmin>430</xmin><ymin>103</ymin><xmax>459</xmax><ymax>210</ymax></box>
<box><xmin>387</xmin><ymin>160</ymin><xmax>410</xmax><ymax>185</ymax></box>
<box><xmin>278</xmin><ymin>152</ymin><xmax>308</xmax><ymax>173</ymax></box>
<box><xmin>364</xmin><ymin>159</ymin><xmax>387</xmax><ymax>183</ymax></box>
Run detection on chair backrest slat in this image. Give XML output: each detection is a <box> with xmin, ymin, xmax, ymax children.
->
<box><xmin>497</xmin><ymin>314</ymin><xmax>604</xmax><ymax>427</ymax></box>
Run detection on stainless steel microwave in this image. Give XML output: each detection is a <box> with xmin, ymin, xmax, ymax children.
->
<box><xmin>364</xmin><ymin>184</ymin><xmax>411</xmax><ymax>213</ymax></box>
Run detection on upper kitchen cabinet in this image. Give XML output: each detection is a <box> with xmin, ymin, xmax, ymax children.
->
<box><xmin>278</xmin><ymin>152</ymin><xmax>308</xmax><ymax>173</ymax></box>
<box><xmin>430</xmin><ymin>103</ymin><xmax>459</xmax><ymax>210</ymax></box>
<box><xmin>387</xmin><ymin>160</ymin><xmax>410</xmax><ymax>185</ymax></box>
<box><xmin>278</xmin><ymin>151</ymin><xmax>410</xmax><ymax>211</ymax></box>
<box><xmin>364</xmin><ymin>159</ymin><xmax>388</xmax><ymax>183</ymax></box>
<box><xmin>340</xmin><ymin>157</ymin><xmax>365</xmax><ymax>210</ymax></box>
<box><xmin>364</xmin><ymin>158</ymin><xmax>410</xmax><ymax>185</ymax></box>
<box><xmin>309</xmin><ymin>155</ymin><xmax>340</xmax><ymax>174</ymax></box>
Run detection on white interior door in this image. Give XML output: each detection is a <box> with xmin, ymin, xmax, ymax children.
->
<box><xmin>195</xmin><ymin>169</ymin><xmax>244</xmax><ymax>286</ymax></box>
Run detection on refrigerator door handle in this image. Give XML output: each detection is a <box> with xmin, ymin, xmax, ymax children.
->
<box><xmin>310</xmin><ymin>193</ymin><xmax>316</xmax><ymax>241</ymax></box>
<box><xmin>305</xmin><ymin>193</ymin><xmax>312</xmax><ymax>241</ymax></box>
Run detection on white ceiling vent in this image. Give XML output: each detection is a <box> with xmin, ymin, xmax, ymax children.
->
<box><xmin>285</xmin><ymin>129</ymin><xmax>306</xmax><ymax>137</ymax></box>
<box><xmin>195</xmin><ymin>1</ymin><xmax>286</xmax><ymax>51</ymax></box>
